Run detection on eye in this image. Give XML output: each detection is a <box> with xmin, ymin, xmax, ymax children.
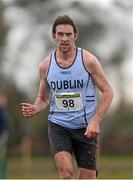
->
<box><xmin>57</xmin><ymin>32</ymin><xmax>64</xmax><ymax>37</ymax></box>
<box><xmin>66</xmin><ymin>33</ymin><xmax>72</xmax><ymax>36</ymax></box>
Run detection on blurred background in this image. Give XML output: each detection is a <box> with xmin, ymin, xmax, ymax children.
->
<box><xmin>0</xmin><ymin>0</ymin><xmax>133</xmax><ymax>179</ymax></box>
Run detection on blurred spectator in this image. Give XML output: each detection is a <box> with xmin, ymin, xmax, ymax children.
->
<box><xmin>0</xmin><ymin>93</ymin><xmax>11</xmax><ymax>178</ymax></box>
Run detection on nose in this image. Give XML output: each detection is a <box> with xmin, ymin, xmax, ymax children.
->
<box><xmin>62</xmin><ymin>34</ymin><xmax>68</xmax><ymax>41</ymax></box>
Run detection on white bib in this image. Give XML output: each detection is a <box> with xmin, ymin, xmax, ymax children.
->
<box><xmin>55</xmin><ymin>92</ymin><xmax>83</xmax><ymax>111</ymax></box>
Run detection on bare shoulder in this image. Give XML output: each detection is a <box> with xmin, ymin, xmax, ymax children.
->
<box><xmin>82</xmin><ymin>49</ymin><xmax>100</xmax><ymax>73</ymax></box>
<box><xmin>39</xmin><ymin>54</ymin><xmax>51</xmax><ymax>78</ymax></box>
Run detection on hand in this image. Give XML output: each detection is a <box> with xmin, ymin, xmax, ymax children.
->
<box><xmin>84</xmin><ymin>117</ymin><xmax>100</xmax><ymax>138</ymax></box>
<box><xmin>20</xmin><ymin>103</ymin><xmax>37</xmax><ymax>118</ymax></box>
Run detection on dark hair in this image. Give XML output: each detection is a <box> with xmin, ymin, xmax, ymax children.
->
<box><xmin>52</xmin><ymin>15</ymin><xmax>78</xmax><ymax>34</ymax></box>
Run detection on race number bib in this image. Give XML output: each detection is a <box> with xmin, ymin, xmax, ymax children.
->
<box><xmin>55</xmin><ymin>92</ymin><xmax>83</xmax><ymax>111</ymax></box>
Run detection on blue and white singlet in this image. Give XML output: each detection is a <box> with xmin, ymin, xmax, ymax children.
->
<box><xmin>46</xmin><ymin>47</ymin><xmax>97</xmax><ymax>129</ymax></box>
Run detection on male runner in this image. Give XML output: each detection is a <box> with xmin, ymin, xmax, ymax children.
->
<box><xmin>21</xmin><ymin>15</ymin><xmax>113</xmax><ymax>179</ymax></box>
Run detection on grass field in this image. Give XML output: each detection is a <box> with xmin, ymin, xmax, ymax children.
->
<box><xmin>7</xmin><ymin>155</ymin><xmax>133</xmax><ymax>179</ymax></box>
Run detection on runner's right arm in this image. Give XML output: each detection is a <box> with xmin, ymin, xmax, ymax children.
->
<box><xmin>21</xmin><ymin>56</ymin><xmax>51</xmax><ymax>118</ymax></box>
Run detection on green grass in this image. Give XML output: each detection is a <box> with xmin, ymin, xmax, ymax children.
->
<box><xmin>7</xmin><ymin>156</ymin><xmax>59</xmax><ymax>179</ymax></box>
<box><xmin>98</xmin><ymin>155</ymin><xmax>133</xmax><ymax>179</ymax></box>
<box><xmin>6</xmin><ymin>155</ymin><xmax>133</xmax><ymax>179</ymax></box>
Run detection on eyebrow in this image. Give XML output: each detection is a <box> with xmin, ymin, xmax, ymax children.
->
<box><xmin>57</xmin><ymin>32</ymin><xmax>73</xmax><ymax>35</ymax></box>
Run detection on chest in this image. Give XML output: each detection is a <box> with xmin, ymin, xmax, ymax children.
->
<box><xmin>47</xmin><ymin>66</ymin><xmax>89</xmax><ymax>92</ymax></box>
<box><xmin>57</xmin><ymin>59</ymin><xmax>74</xmax><ymax>68</ymax></box>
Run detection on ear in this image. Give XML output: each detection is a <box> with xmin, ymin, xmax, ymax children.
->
<box><xmin>74</xmin><ymin>32</ymin><xmax>79</xmax><ymax>40</ymax></box>
<box><xmin>52</xmin><ymin>32</ymin><xmax>55</xmax><ymax>39</ymax></box>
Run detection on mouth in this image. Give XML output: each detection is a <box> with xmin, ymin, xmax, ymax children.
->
<box><xmin>61</xmin><ymin>43</ymin><xmax>69</xmax><ymax>48</ymax></box>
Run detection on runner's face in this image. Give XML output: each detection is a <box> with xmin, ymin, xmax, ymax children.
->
<box><xmin>53</xmin><ymin>24</ymin><xmax>78</xmax><ymax>52</ymax></box>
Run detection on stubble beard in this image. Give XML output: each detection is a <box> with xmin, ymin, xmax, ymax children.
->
<box><xmin>59</xmin><ymin>44</ymin><xmax>72</xmax><ymax>54</ymax></box>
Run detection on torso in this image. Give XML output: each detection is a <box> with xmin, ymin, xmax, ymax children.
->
<box><xmin>45</xmin><ymin>47</ymin><xmax>97</xmax><ymax>129</ymax></box>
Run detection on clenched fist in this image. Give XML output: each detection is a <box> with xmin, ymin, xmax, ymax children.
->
<box><xmin>20</xmin><ymin>103</ymin><xmax>37</xmax><ymax>118</ymax></box>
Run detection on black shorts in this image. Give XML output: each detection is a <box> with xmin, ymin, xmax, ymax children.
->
<box><xmin>48</xmin><ymin>121</ymin><xmax>97</xmax><ymax>170</ymax></box>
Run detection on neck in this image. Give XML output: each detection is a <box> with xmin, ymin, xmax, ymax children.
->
<box><xmin>57</xmin><ymin>46</ymin><xmax>76</xmax><ymax>60</ymax></box>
